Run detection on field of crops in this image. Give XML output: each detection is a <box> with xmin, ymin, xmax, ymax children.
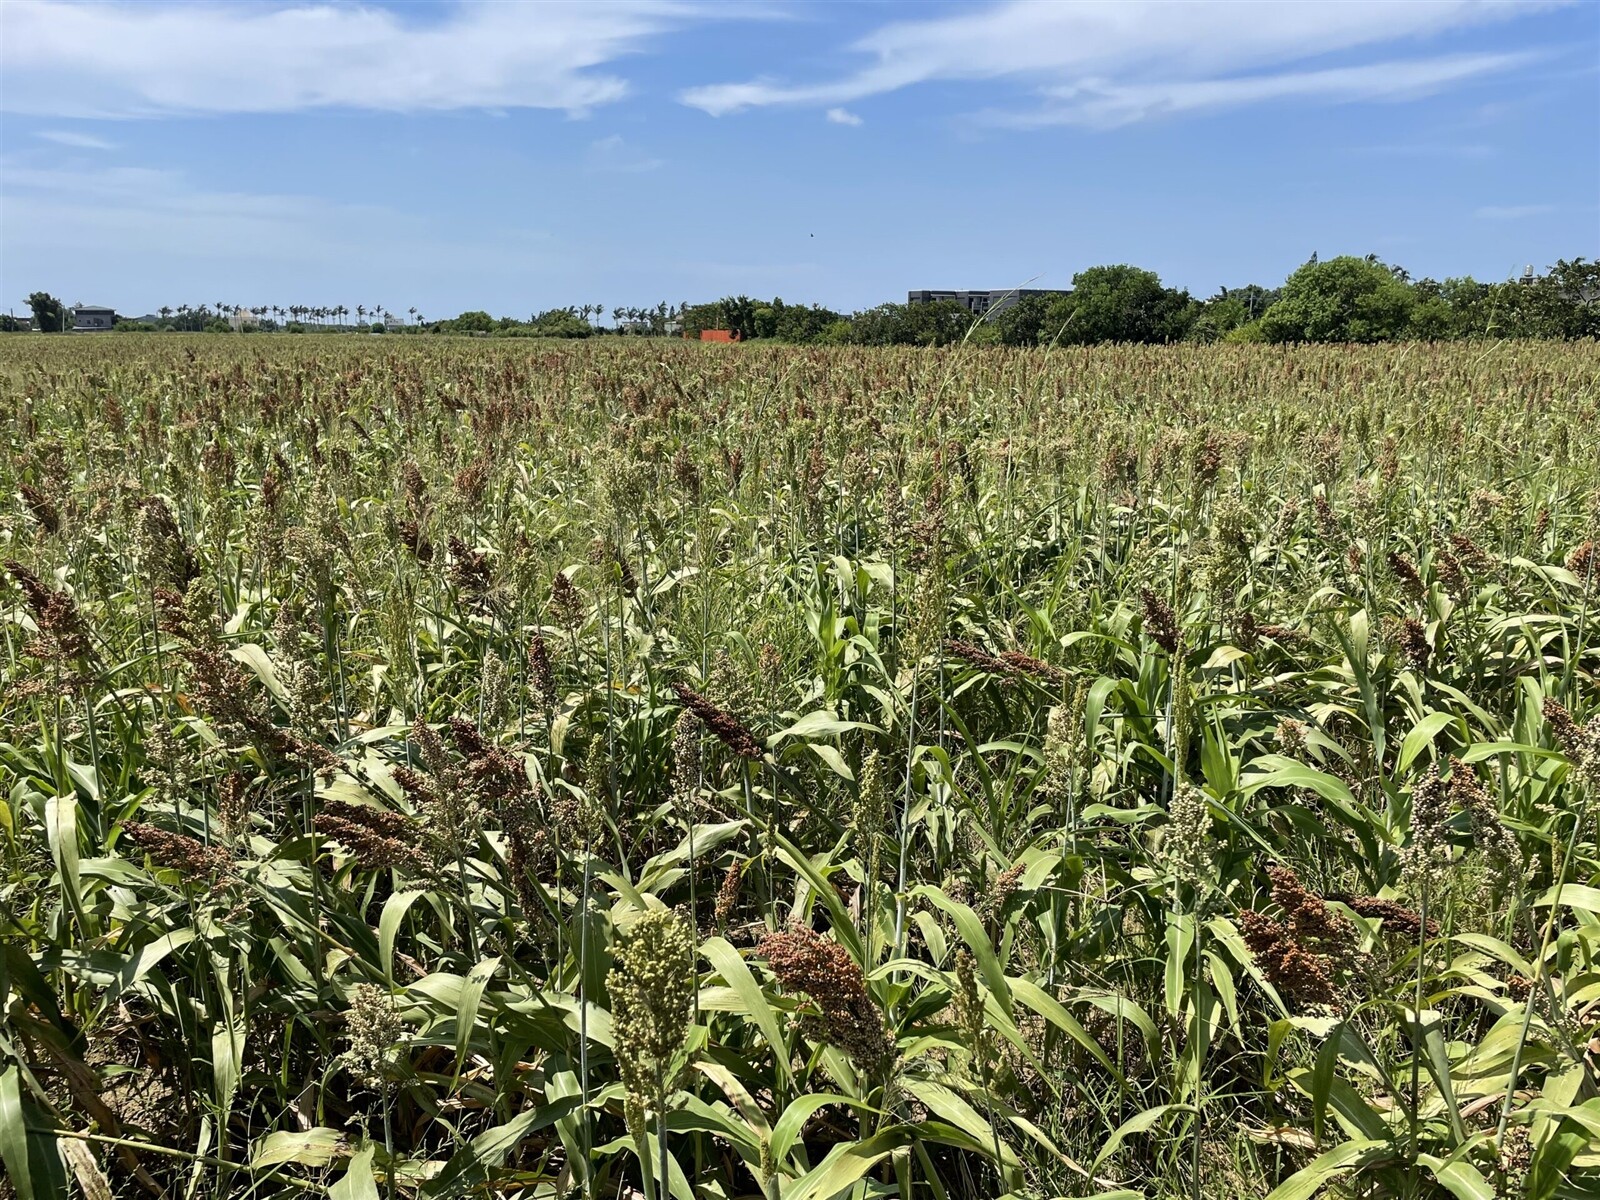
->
<box><xmin>2</xmin><ymin>335</ymin><xmax>1599</xmax><ymax>1200</ymax></box>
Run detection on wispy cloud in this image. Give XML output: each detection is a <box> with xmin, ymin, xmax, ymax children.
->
<box><xmin>682</xmin><ymin>0</ymin><xmax>1563</xmax><ymax>124</ymax></box>
<box><xmin>825</xmin><ymin>107</ymin><xmax>862</xmax><ymax>126</ymax></box>
<box><xmin>1475</xmin><ymin>203</ymin><xmax>1556</xmax><ymax>219</ymax></box>
<box><xmin>980</xmin><ymin>54</ymin><xmax>1535</xmax><ymax>129</ymax></box>
<box><xmin>0</xmin><ymin>0</ymin><xmax>704</xmax><ymax>117</ymax></box>
<box><xmin>585</xmin><ymin>135</ymin><xmax>663</xmax><ymax>173</ymax></box>
<box><xmin>35</xmin><ymin>130</ymin><xmax>116</xmax><ymax>150</ymax></box>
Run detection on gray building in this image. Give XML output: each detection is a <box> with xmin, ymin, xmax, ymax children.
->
<box><xmin>907</xmin><ymin>288</ymin><xmax>1065</xmax><ymax>316</ymax></box>
<box><xmin>71</xmin><ymin>305</ymin><xmax>116</xmax><ymax>331</ymax></box>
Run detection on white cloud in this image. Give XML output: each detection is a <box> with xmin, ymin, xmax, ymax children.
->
<box><xmin>1475</xmin><ymin>203</ymin><xmax>1556</xmax><ymax>219</ymax></box>
<box><xmin>681</xmin><ymin>0</ymin><xmax>1562</xmax><ymax>123</ymax></box>
<box><xmin>825</xmin><ymin>107</ymin><xmax>862</xmax><ymax>126</ymax></box>
<box><xmin>34</xmin><ymin>130</ymin><xmax>117</xmax><ymax>150</ymax></box>
<box><xmin>585</xmin><ymin>134</ymin><xmax>664</xmax><ymax>173</ymax></box>
<box><xmin>982</xmin><ymin>54</ymin><xmax>1535</xmax><ymax>129</ymax></box>
<box><xmin>0</xmin><ymin>0</ymin><xmax>701</xmax><ymax>117</ymax></box>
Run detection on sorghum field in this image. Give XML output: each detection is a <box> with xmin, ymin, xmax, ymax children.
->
<box><xmin>3</xmin><ymin>336</ymin><xmax>1600</xmax><ymax>1200</ymax></box>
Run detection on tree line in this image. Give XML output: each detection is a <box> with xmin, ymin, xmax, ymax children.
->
<box><xmin>12</xmin><ymin>255</ymin><xmax>1596</xmax><ymax>343</ymax></box>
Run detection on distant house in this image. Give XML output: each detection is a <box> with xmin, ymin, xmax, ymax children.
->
<box><xmin>907</xmin><ymin>289</ymin><xmax>1066</xmax><ymax>317</ymax></box>
<box><xmin>229</xmin><ymin>307</ymin><xmax>260</xmax><ymax>333</ymax></box>
<box><xmin>699</xmin><ymin>329</ymin><xmax>740</xmax><ymax>343</ymax></box>
<box><xmin>71</xmin><ymin>305</ymin><xmax>117</xmax><ymax>331</ymax></box>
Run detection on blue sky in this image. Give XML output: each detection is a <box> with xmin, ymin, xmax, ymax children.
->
<box><xmin>1</xmin><ymin>0</ymin><xmax>1596</xmax><ymax>320</ymax></box>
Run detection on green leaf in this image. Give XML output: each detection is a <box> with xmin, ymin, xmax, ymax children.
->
<box><xmin>1532</xmin><ymin>883</ymin><xmax>1600</xmax><ymax>913</ymax></box>
<box><xmin>915</xmin><ymin>885</ymin><xmax>1010</xmax><ymax>1006</ymax></box>
<box><xmin>418</xmin><ymin>1095</ymin><xmax>582</xmax><ymax>1199</ymax></box>
<box><xmin>454</xmin><ymin>956</ymin><xmax>500</xmax><ymax>1071</ymax></box>
<box><xmin>248</xmin><ymin>1127</ymin><xmax>347</xmax><ymax>1170</ymax></box>
<box><xmin>1263</xmin><ymin>1138</ymin><xmax>1390</xmax><ymax>1200</ymax></box>
<box><xmin>1418</xmin><ymin>1155</ymin><xmax>1495</xmax><ymax>1200</ymax></box>
<box><xmin>703</xmin><ymin>936</ymin><xmax>790</xmax><ymax>1092</ymax></box>
<box><xmin>1164</xmin><ymin>913</ymin><xmax>1195</xmax><ymax>1020</ymax></box>
<box><xmin>1406</xmin><ymin>1009</ymin><xmax>1465</xmax><ymax>1144</ymax></box>
<box><xmin>229</xmin><ymin>643</ymin><xmax>287</xmax><ymax>701</ymax></box>
<box><xmin>768</xmin><ymin>710</ymin><xmax>881</xmax><ymax>745</ymax></box>
<box><xmin>45</xmin><ymin>795</ymin><xmax>84</xmax><ymax>928</ymax></box>
<box><xmin>900</xmin><ymin>1077</ymin><xmax>1014</xmax><ymax>1168</ymax></box>
<box><xmin>1008</xmin><ymin>977</ymin><xmax>1119</xmax><ymax>1077</ymax></box>
<box><xmin>784</xmin><ymin>1125</ymin><xmax>913</xmax><ymax>1200</ymax></box>
<box><xmin>329</xmin><ymin>1143</ymin><xmax>379</xmax><ymax>1200</ymax></box>
<box><xmin>0</xmin><ymin>1064</ymin><xmax>68</xmax><ymax>1200</ymax></box>
<box><xmin>769</xmin><ymin>1093</ymin><xmax>862</xmax><ymax>1171</ymax></box>
<box><xmin>1398</xmin><ymin>712</ymin><xmax>1460</xmax><ymax>775</ymax></box>
<box><xmin>1090</xmin><ymin>1104</ymin><xmax>1188</xmax><ymax>1176</ymax></box>
<box><xmin>1527</xmin><ymin>1118</ymin><xmax>1591</xmax><ymax>1200</ymax></box>
<box><xmin>379</xmin><ymin>888</ymin><xmax>427</xmax><ymax>986</ymax></box>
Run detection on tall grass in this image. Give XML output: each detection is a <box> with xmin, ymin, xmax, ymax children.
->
<box><xmin>1</xmin><ymin>335</ymin><xmax>1597</xmax><ymax>1199</ymax></box>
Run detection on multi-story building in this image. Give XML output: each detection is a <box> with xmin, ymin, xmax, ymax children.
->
<box><xmin>71</xmin><ymin>305</ymin><xmax>117</xmax><ymax>331</ymax></box>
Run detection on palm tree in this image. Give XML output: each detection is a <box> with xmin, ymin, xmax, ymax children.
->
<box><xmin>409</xmin><ymin>306</ymin><xmax>418</xmax><ymax>326</ymax></box>
<box><xmin>356</xmin><ymin>305</ymin><xmax>366</xmax><ymax>326</ymax></box>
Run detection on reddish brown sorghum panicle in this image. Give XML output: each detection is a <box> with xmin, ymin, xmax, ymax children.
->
<box><xmin>997</xmin><ymin>649</ymin><xmax>1066</xmax><ymax>685</ymax></box>
<box><xmin>400</xmin><ymin>461</ymin><xmax>426</xmax><ymax>515</ymax></box>
<box><xmin>1434</xmin><ymin>545</ymin><xmax>1465</xmax><ymax>595</ymax></box>
<box><xmin>671</xmin><ymin>446</ymin><xmax>701</xmax><ymax>500</ymax></box>
<box><xmin>1139</xmin><ymin>588</ymin><xmax>1181</xmax><ymax>655</ymax></box>
<box><xmin>550</xmin><ymin>572</ymin><xmax>585</xmax><ymax>632</ymax></box>
<box><xmin>1397</xmin><ymin>617</ymin><xmax>1430</xmax><ymax>674</ymax></box>
<box><xmin>1312</xmin><ymin>492</ymin><xmax>1341</xmax><ymax>546</ymax></box>
<box><xmin>944</xmin><ymin>638</ymin><xmax>1012</xmax><ymax>680</ymax></box>
<box><xmin>134</xmin><ymin>496</ymin><xmax>196</xmax><ymax>591</ymax></box>
<box><xmin>503</xmin><ymin>786</ymin><xmax>545</xmax><ymax>920</ymax></box>
<box><xmin>1239</xmin><ymin>865</ymin><xmax>1356</xmax><ymax>1009</ymax></box>
<box><xmin>1565</xmin><ymin>540</ymin><xmax>1596</xmax><ymax>578</ymax></box>
<box><xmin>982</xmin><ymin>861</ymin><xmax>1027</xmax><ymax>923</ymax></box>
<box><xmin>1532</xmin><ymin>507</ymin><xmax>1551</xmax><ymax>546</ymax></box>
<box><xmin>1449</xmin><ymin>533</ymin><xmax>1492</xmax><ymax>574</ymax></box>
<box><xmin>5</xmin><ymin>560</ymin><xmax>91</xmax><ymax>663</ymax></box>
<box><xmin>446</xmin><ymin>537</ymin><xmax>492</xmax><ymax>601</ymax></box>
<box><xmin>1542</xmin><ymin>698</ymin><xmax>1600</xmax><ymax>788</ymax></box>
<box><xmin>313</xmin><ymin>799</ymin><xmax>418</xmax><ymax>871</ymax></box>
<box><xmin>397</xmin><ymin>518</ymin><xmax>433</xmax><ymax>564</ymax></box>
<box><xmin>1387</xmin><ymin>551</ymin><xmax>1425</xmax><ymax>602</ymax></box>
<box><xmin>671</xmin><ymin>681</ymin><xmax>763</xmax><ymax>761</ymax></box>
<box><xmin>218</xmin><ymin>771</ymin><xmax>252</xmax><ymax>843</ymax></box>
<box><xmin>1448</xmin><ymin>760</ymin><xmax>1520</xmax><ymax>869</ymax></box>
<box><xmin>759</xmin><ymin>926</ymin><xmax>893</xmax><ymax>1068</ymax></box>
<box><xmin>714</xmin><ymin>859</ymin><xmax>743</xmax><ymax>926</ymax></box>
<box><xmin>121</xmin><ymin>821</ymin><xmax>234</xmax><ymax>878</ymax></box>
<box><xmin>19</xmin><ymin>484</ymin><xmax>60</xmax><ymax>535</ymax></box>
<box><xmin>1327</xmin><ymin>894</ymin><xmax>1440</xmax><ymax>939</ymax></box>
<box><xmin>453</xmin><ymin>456</ymin><xmax>490</xmax><ymax>508</ymax></box>
<box><xmin>526</xmin><ymin>632</ymin><xmax>557</xmax><ymax>716</ymax></box>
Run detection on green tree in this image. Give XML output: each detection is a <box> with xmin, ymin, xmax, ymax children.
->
<box><xmin>848</xmin><ymin>300</ymin><xmax>973</xmax><ymax>346</ymax></box>
<box><xmin>1055</xmin><ymin>265</ymin><xmax>1195</xmax><ymax>345</ymax></box>
<box><xmin>1259</xmin><ymin>256</ymin><xmax>1416</xmax><ymax>343</ymax></box>
<box><xmin>27</xmin><ymin>291</ymin><xmax>69</xmax><ymax>333</ymax></box>
<box><xmin>450</xmin><ymin>310</ymin><xmax>496</xmax><ymax>334</ymax></box>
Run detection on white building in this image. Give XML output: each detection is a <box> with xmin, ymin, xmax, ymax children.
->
<box><xmin>71</xmin><ymin>305</ymin><xmax>116</xmax><ymax>331</ymax></box>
